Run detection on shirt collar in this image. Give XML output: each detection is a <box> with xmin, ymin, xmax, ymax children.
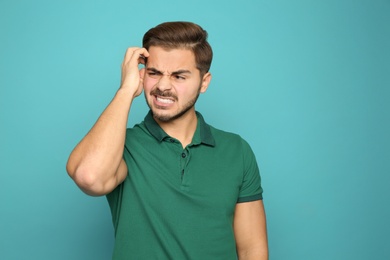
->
<box><xmin>144</xmin><ymin>110</ymin><xmax>215</xmax><ymax>147</ymax></box>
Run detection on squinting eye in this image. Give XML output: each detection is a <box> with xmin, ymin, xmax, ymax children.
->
<box><xmin>174</xmin><ymin>75</ymin><xmax>186</xmax><ymax>80</ymax></box>
<box><xmin>148</xmin><ymin>72</ymin><xmax>159</xmax><ymax>78</ymax></box>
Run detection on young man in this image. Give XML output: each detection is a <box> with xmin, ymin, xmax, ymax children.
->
<box><xmin>67</xmin><ymin>21</ymin><xmax>268</xmax><ymax>259</ymax></box>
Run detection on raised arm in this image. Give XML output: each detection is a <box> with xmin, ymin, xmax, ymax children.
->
<box><xmin>66</xmin><ymin>47</ymin><xmax>149</xmax><ymax>196</ymax></box>
<box><xmin>234</xmin><ymin>200</ymin><xmax>268</xmax><ymax>260</ymax></box>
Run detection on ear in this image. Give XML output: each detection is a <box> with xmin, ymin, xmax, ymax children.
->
<box><xmin>200</xmin><ymin>72</ymin><xmax>212</xmax><ymax>93</ymax></box>
<box><xmin>139</xmin><ymin>68</ymin><xmax>145</xmax><ymax>80</ymax></box>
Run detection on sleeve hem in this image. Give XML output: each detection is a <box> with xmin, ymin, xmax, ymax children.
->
<box><xmin>237</xmin><ymin>193</ymin><xmax>263</xmax><ymax>203</ymax></box>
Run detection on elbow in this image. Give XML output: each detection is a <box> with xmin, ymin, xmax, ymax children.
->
<box><xmin>66</xmin><ymin>162</ymin><xmax>107</xmax><ymax>196</ymax></box>
<box><xmin>237</xmin><ymin>246</ymin><xmax>268</xmax><ymax>260</ymax></box>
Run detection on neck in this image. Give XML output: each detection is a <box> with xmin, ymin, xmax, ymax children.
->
<box><xmin>156</xmin><ymin>110</ymin><xmax>198</xmax><ymax>148</ymax></box>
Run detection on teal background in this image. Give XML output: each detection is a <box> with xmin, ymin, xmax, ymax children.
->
<box><xmin>1</xmin><ymin>0</ymin><xmax>389</xmax><ymax>259</ymax></box>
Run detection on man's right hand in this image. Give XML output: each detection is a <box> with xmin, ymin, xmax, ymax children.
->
<box><xmin>120</xmin><ymin>47</ymin><xmax>150</xmax><ymax>98</ymax></box>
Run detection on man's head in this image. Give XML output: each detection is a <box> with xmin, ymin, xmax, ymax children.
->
<box><xmin>143</xmin><ymin>21</ymin><xmax>213</xmax><ymax>76</ymax></box>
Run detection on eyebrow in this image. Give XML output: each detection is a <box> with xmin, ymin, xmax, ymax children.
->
<box><xmin>146</xmin><ymin>67</ymin><xmax>191</xmax><ymax>76</ymax></box>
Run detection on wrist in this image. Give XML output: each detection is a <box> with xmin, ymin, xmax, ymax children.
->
<box><xmin>114</xmin><ymin>88</ymin><xmax>136</xmax><ymax>108</ymax></box>
<box><xmin>116</xmin><ymin>87</ymin><xmax>135</xmax><ymax>99</ymax></box>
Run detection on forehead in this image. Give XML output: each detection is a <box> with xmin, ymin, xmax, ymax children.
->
<box><xmin>146</xmin><ymin>46</ymin><xmax>197</xmax><ymax>72</ymax></box>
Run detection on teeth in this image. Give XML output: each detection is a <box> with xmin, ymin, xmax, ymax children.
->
<box><xmin>157</xmin><ymin>97</ymin><xmax>174</xmax><ymax>104</ymax></box>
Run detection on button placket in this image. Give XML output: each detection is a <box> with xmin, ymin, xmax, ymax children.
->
<box><xmin>180</xmin><ymin>148</ymin><xmax>190</xmax><ymax>183</ymax></box>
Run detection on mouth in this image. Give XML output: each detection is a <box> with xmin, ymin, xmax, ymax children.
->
<box><xmin>152</xmin><ymin>94</ymin><xmax>176</xmax><ymax>108</ymax></box>
<box><xmin>149</xmin><ymin>88</ymin><xmax>177</xmax><ymax>108</ymax></box>
<box><xmin>155</xmin><ymin>96</ymin><xmax>174</xmax><ymax>104</ymax></box>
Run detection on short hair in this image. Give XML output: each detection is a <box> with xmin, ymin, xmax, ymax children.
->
<box><xmin>143</xmin><ymin>21</ymin><xmax>213</xmax><ymax>75</ymax></box>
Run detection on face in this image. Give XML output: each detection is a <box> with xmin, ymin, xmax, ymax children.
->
<box><xmin>143</xmin><ymin>46</ymin><xmax>211</xmax><ymax>123</ymax></box>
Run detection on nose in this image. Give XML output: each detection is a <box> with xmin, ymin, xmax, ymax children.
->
<box><xmin>156</xmin><ymin>74</ymin><xmax>172</xmax><ymax>91</ymax></box>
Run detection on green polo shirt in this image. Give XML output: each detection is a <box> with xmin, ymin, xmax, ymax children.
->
<box><xmin>106</xmin><ymin>111</ymin><xmax>263</xmax><ymax>259</ymax></box>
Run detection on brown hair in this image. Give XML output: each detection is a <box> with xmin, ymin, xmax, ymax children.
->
<box><xmin>143</xmin><ymin>21</ymin><xmax>213</xmax><ymax>75</ymax></box>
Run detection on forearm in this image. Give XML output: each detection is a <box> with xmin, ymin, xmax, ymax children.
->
<box><xmin>66</xmin><ymin>88</ymin><xmax>133</xmax><ymax>195</ymax></box>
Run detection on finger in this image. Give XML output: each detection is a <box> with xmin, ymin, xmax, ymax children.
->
<box><xmin>122</xmin><ymin>47</ymin><xmax>141</xmax><ymax>67</ymax></box>
<box><xmin>139</xmin><ymin>54</ymin><xmax>147</xmax><ymax>65</ymax></box>
<box><xmin>128</xmin><ymin>48</ymin><xmax>149</xmax><ymax>66</ymax></box>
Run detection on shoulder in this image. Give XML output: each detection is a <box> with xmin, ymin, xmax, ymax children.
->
<box><xmin>205</xmin><ymin>124</ymin><xmax>255</xmax><ymax>162</ymax></box>
<box><xmin>208</xmin><ymin>124</ymin><xmax>250</xmax><ymax>148</ymax></box>
<box><xmin>124</xmin><ymin>121</ymin><xmax>154</xmax><ymax>146</ymax></box>
<box><xmin>125</xmin><ymin>121</ymin><xmax>148</xmax><ymax>136</ymax></box>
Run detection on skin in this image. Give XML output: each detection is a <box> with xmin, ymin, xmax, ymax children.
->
<box><xmin>144</xmin><ymin>48</ymin><xmax>204</xmax><ymax>122</ymax></box>
<box><xmin>66</xmin><ymin>46</ymin><xmax>268</xmax><ymax>259</ymax></box>
<box><xmin>235</xmin><ymin>200</ymin><xmax>269</xmax><ymax>259</ymax></box>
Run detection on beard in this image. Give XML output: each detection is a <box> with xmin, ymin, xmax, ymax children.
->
<box><xmin>145</xmin><ymin>87</ymin><xmax>201</xmax><ymax>122</ymax></box>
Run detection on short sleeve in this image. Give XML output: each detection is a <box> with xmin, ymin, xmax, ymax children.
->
<box><xmin>237</xmin><ymin>139</ymin><xmax>263</xmax><ymax>203</ymax></box>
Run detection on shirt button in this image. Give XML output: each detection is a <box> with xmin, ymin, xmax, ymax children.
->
<box><xmin>181</xmin><ymin>153</ymin><xmax>186</xmax><ymax>158</ymax></box>
<box><xmin>170</xmin><ymin>138</ymin><xmax>175</xmax><ymax>143</ymax></box>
